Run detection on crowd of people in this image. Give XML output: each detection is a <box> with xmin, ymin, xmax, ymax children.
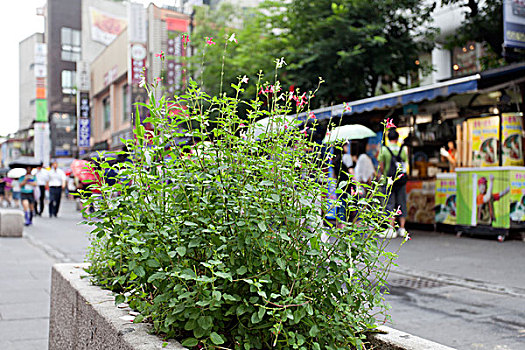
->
<box><xmin>1</xmin><ymin>160</ymin><xmax>68</xmax><ymax>226</ymax></box>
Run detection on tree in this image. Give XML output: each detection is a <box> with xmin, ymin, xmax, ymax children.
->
<box><xmin>190</xmin><ymin>3</ymin><xmax>284</xmax><ymax>100</ymax></box>
<box><xmin>277</xmin><ymin>0</ymin><xmax>437</xmax><ymax>108</ymax></box>
<box><xmin>442</xmin><ymin>0</ymin><xmax>504</xmax><ymax>66</ymax></box>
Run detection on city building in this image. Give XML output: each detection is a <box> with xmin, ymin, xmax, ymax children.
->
<box><xmin>18</xmin><ymin>32</ymin><xmax>50</xmax><ymax>166</ymax></box>
<box><xmin>89</xmin><ymin>4</ymin><xmax>190</xmax><ymax>152</ymax></box>
<box><xmin>46</xmin><ymin>0</ymin><xmax>82</xmax><ymax>158</ymax></box>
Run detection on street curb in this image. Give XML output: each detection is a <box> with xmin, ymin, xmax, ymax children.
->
<box><xmin>49</xmin><ymin>263</ymin><xmax>456</xmax><ymax>350</ymax></box>
<box><xmin>391</xmin><ymin>266</ymin><xmax>525</xmax><ymax>299</ymax></box>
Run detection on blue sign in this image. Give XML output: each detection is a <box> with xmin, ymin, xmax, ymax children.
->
<box><xmin>55</xmin><ymin>149</ymin><xmax>70</xmax><ymax>156</ymax></box>
<box><xmin>78</xmin><ymin>118</ymin><xmax>91</xmax><ymax>148</ymax></box>
<box><xmin>504</xmin><ymin>0</ymin><xmax>525</xmax><ymax>49</ymax></box>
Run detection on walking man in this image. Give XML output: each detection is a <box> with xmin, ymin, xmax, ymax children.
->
<box><xmin>47</xmin><ymin>161</ymin><xmax>66</xmax><ymax>217</ymax></box>
<box><xmin>34</xmin><ymin>165</ymin><xmax>49</xmax><ymax>216</ymax></box>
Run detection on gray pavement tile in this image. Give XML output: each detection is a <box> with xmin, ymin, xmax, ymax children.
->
<box><xmin>0</xmin><ymin>279</ymin><xmax>51</xmax><ymax>292</ymax></box>
<box><xmin>0</xmin><ymin>289</ymin><xmax>50</xmax><ymax>305</ymax></box>
<box><xmin>0</xmin><ymin>301</ymin><xmax>50</xmax><ymax>320</ymax></box>
<box><xmin>0</xmin><ymin>338</ymin><xmax>49</xmax><ymax>350</ymax></box>
<box><xmin>0</xmin><ymin>318</ymin><xmax>49</xmax><ymax>342</ymax></box>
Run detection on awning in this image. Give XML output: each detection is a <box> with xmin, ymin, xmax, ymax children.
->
<box><xmin>300</xmin><ymin>75</ymin><xmax>480</xmax><ymax>121</ymax></box>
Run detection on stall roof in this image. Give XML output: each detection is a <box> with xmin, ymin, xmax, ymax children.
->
<box><xmin>303</xmin><ymin>62</ymin><xmax>525</xmax><ymax>121</ymax></box>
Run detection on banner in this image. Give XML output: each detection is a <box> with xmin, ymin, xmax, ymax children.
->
<box><xmin>504</xmin><ymin>0</ymin><xmax>525</xmax><ymax>49</ymax></box>
<box><xmin>90</xmin><ymin>7</ymin><xmax>127</xmax><ymax>46</ymax></box>
<box><xmin>435</xmin><ymin>174</ymin><xmax>457</xmax><ymax>225</ymax></box>
<box><xmin>35</xmin><ymin>99</ymin><xmax>48</xmax><ymax>122</ymax></box>
<box><xmin>406</xmin><ymin>180</ymin><xmax>435</xmax><ymax>224</ymax></box>
<box><xmin>509</xmin><ymin>170</ymin><xmax>525</xmax><ymax>224</ymax></box>
<box><xmin>457</xmin><ymin>169</ymin><xmax>511</xmax><ymax>229</ymax></box>
<box><xmin>468</xmin><ymin>116</ymin><xmax>500</xmax><ymax>167</ymax></box>
<box><xmin>502</xmin><ymin>112</ymin><xmax>524</xmax><ymax>166</ymax></box>
<box><xmin>34</xmin><ymin>122</ymin><xmax>50</xmax><ymax>167</ymax></box>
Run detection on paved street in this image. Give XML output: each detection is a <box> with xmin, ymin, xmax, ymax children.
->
<box><xmin>1</xmin><ymin>199</ymin><xmax>525</xmax><ymax>349</ymax></box>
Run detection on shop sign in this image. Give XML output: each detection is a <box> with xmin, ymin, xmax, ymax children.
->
<box><xmin>35</xmin><ymin>99</ymin><xmax>48</xmax><ymax>122</ymax></box>
<box><xmin>468</xmin><ymin>116</ymin><xmax>499</xmax><ymax>167</ymax></box>
<box><xmin>78</xmin><ymin>93</ymin><xmax>90</xmax><ymax>119</ymax></box>
<box><xmin>130</xmin><ymin>43</ymin><xmax>147</xmax><ymax>85</ymax></box>
<box><xmin>435</xmin><ymin>176</ymin><xmax>456</xmax><ymax>225</ymax></box>
<box><xmin>128</xmin><ymin>3</ymin><xmax>147</xmax><ymax>44</ymax></box>
<box><xmin>78</xmin><ymin>118</ymin><xmax>91</xmax><ymax>148</ymax></box>
<box><xmin>104</xmin><ymin>65</ymin><xmax>119</xmax><ymax>87</ymax></box>
<box><xmin>504</xmin><ymin>0</ymin><xmax>525</xmax><ymax>49</ymax></box>
<box><xmin>76</xmin><ymin>61</ymin><xmax>90</xmax><ymax>91</ymax></box>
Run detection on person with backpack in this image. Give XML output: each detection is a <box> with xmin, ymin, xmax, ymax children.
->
<box><xmin>378</xmin><ymin>128</ymin><xmax>408</xmax><ymax>238</ymax></box>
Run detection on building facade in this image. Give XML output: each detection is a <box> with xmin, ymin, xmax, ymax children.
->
<box><xmin>46</xmin><ymin>0</ymin><xmax>82</xmax><ymax>158</ymax></box>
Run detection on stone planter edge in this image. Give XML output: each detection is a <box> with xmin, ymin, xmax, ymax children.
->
<box><xmin>49</xmin><ymin>263</ymin><xmax>456</xmax><ymax>350</ymax></box>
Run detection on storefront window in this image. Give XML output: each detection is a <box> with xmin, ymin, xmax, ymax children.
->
<box><xmin>61</xmin><ymin>27</ymin><xmax>81</xmax><ymax>62</ymax></box>
<box><xmin>103</xmin><ymin>97</ymin><xmax>111</xmax><ymax>130</ymax></box>
<box><xmin>61</xmin><ymin>70</ymin><xmax>76</xmax><ymax>95</ymax></box>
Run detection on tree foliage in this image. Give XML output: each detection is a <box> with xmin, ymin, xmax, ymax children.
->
<box><xmin>442</xmin><ymin>0</ymin><xmax>503</xmax><ymax>57</ymax></box>
<box><xmin>189</xmin><ymin>0</ymin><xmax>436</xmax><ymax>109</ymax></box>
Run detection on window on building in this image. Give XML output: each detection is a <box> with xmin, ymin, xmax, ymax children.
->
<box><xmin>61</xmin><ymin>27</ymin><xmax>81</xmax><ymax>62</ymax></box>
<box><xmin>103</xmin><ymin>97</ymin><xmax>111</xmax><ymax>130</ymax></box>
<box><xmin>122</xmin><ymin>84</ymin><xmax>129</xmax><ymax>122</ymax></box>
<box><xmin>61</xmin><ymin>70</ymin><xmax>76</xmax><ymax>95</ymax></box>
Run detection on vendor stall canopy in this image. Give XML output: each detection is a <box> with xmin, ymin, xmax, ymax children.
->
<box><xmin>300</xmin><ymin>62</ymin><xmax>525</xmax><ymax>121</ymax></box>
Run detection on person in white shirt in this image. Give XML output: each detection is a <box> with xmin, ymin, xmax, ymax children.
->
<box><xmin>355</xmin><ymin>143</ymin><xmax>377</xmax><ymax>187</ymax></box>
<box><xmin>34</xmin><ymin>166</ymin><xmax>49</xmax><ymax>216</ymax></box>
<box><xmin>47</xmin><ymin>161</ymin><xmax>66</xmax><ymax>217</ymax></box>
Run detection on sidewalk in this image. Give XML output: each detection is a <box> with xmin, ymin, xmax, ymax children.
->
<box><xmin>0</xmin><ymin>199</ymin><xmax>89</xmax><ymax>350</ymax></box>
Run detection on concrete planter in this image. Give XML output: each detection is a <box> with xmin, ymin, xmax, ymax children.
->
<box><xmin>49</xmin><ymin>263</ymin><xmax>455</xmax><ymax>350</ymax></box>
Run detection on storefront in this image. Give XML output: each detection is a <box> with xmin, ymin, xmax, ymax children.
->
<box><xmin>304</xmin><ymin>62</ymin><xmax>525</xmax><ymax>239</ymax></box>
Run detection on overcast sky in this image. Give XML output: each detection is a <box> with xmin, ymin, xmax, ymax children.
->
<box><xmin>0</xmin><ymin>0</ymin><xmax>177</xmax><ymax>136</ymax></box>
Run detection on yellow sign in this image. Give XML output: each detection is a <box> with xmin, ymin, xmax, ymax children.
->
<box><xmin>468</xmin><ymin>116</ymin><xmax>499</xmax><ymax>167</ymax></box>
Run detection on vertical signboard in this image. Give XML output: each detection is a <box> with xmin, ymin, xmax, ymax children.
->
<box><xmin>504</xmin><ymin>0</ymin><xmax>525</xmax><ymax>49</ymax></box>
<box><xmin>468</xmin><ymin>116</ymin><xmax>500</xmax><ymax>167</ymax></box>
<box><xmin>77</xmin><ymin>59</ymin><xmax>91</xmax><ymax>153</ymax></box>
<box><xmin>128</xmin><ymin>3</ymin><xmax>148</xmax><ymax>124</ymax></box>
<box><xmin>34</xmin><ymin>122</ymin><xmax>51</xmax><ymax>167</ymax></box>
<box><xmin>164</xmin><ymin>15</ymin><xmax>189</xmax><ymax>94</ymax></box>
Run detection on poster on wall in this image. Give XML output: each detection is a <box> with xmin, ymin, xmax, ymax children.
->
<box><xmin>406</xmin><ymin>180</ymin><xmax>435</xmax><ymax>224</ymax></box>
<box><xmin>504</xmin><ymin>0</ymin><xmax>525</xmax><ymax>49</ymax></box>
<box><xmin>435</xmin><ymin>174</ymin><xmax>457</xmax><ymax>225</ymax></box>
<box><xmin>502</xmin><ymin>112</ymin><xmax>524</xmax><ymax>166</ymax></box>
<box><xmin>509</xmin><ymin>170</ymin><xmax>525</xmax><ymax>224</ymax></box>
<box><xmin>457</xmin><ymin>169</ymin><xmax>511</xmax><ymax>229</ymax></box>
<box><xmin>468</xmin><ymin>116</ymin><xmax>499</xmax><ymax>167</ymax></box>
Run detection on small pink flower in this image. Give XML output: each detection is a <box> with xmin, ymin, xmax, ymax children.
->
<box><xmin>155</xmin><ymin>77</ymin><xmax>163</xmax><ymax>84</ymax></box>
<box><xmin>385</xmin><ymin>118</ymin><xmax>396</xmax><ymax>129</ymax></box>
<box><xmin>155</xmin><ymin>50</ymin><xmax>165</xmax><ymax>59</ymax></box>
<box><xmin>241</xmin><ymin>75</ymin><xmax>249</xmax><ymax>84</ymax></box>
<box><xmin>259</xmin><ymin>87</ymin><xmax>265</xmax><ymax>95</ymax></box>
<box><xmin>344</xmin><ymin>103</ymin><xmax>352</xmax><ymax>112</ymax></box>
<box><xmin>309</xmin><ymin>111</ymin><xmax>316</xmax><ymax>119</ymax></box>
<box><xmin>182</xmin><ymin>34</ymin><xmax>190</xmax><ymax>44</ymax></box>
<box><xmin>395</xmin><ymin>206</ymin><xmax>402</xmax><ymax>216</ymax></box>
<box><xmin>284</xmin><ymin>124</ymin><xmax>289</xmax><ymax>130</ymax></box>
<box><xmin>239</xmin><ymin>123</ymin><xmax>246</xmax><ymax>127</ymax></box>
<box><xmin>206</xmin><ymin>37</ymin><xmax>216</xmax><ymax>46</ymax></box>
<box><xmin>351</xmin><ymin>188</ymin><xmax>357</xmax><ymax>196</ymax></box>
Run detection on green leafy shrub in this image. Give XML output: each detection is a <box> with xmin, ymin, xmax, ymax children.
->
<box><xmin>84</xmin><ymin>60</ymin><xmax>400</xmax><ymax>349</ymax></box>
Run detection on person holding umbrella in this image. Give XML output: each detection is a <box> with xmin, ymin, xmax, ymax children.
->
<box><xmin>34</xmin><ymin>165</ymin><xmax>49</xmax><ymax>216</ymax></box>
<box><xmin>47</xmin><ymin>160</ymin><xmax>66</xmax><ymax>217</ymax></box>
<box><xmin>19</xmin><ymin>167</ymin><xmax>37</xmax><ymax>226</ymax></box>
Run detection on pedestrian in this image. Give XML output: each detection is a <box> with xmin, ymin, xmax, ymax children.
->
<box><xmin>34</xmin><ymin>165</ymin><xmax>49</xmax><ymax>216</ymax></box>
<box><xmin>0</xmin><ymin>177</ymin><xmax>6</xmax><ymax>208</ymax></box>
<box><xmin>47</xmin><ymin>160</ymin><xmax>66</xmax><ymax>218</ymax></box>
<box><xmin>19</xmin><ymin>167</ymin><xmax>36</xmax><ymax>226</ymax></box>
<box><xmin>354</xmin><ymin>142</ymin><xmax>377</xmax><ymax>196</ymax></box>
<box><xmin>332</xmin><ymin>142</ymin><xmax>355</xmax><ymax>227</ymax></box>
<box><xmin>11</xmin><ymin>177</ymin><xmax>21</xmax><ymax>208</ymax></box>
<box><xmin>378</xmin><ymin>128</ymin><xmax>408</xmax><ymax>238</ymax></box>
<box><xmin>4</xmin><ymin>176</ymin><xmax>13</xmax><ymax>207</ymax></box>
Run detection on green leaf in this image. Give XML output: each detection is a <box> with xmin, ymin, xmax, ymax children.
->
<box><xmin>215</xmin><ymin>271</ymin><xmax>232</xmax><ymax>281</ymax></box>
<box><xmin>133</xmin><ymin>314</ymin><xmax>145</xmax><ymax>323</ymax></box>
<box><xmin>309</xmin><ymin>325</ymin><xmax>320</xmax><ymax>337</ymax></box>
<box><xmin>237</xmin><ymin>266</ymin><xmax>247</xmax><ymax>275</ymax></box>
<box><xmin>198</xmin><ymin>316</ymin><xmax>213</xmax><ymax>330</ymax></box>
<box><xmin>176</xmin><ymin>246</ymin><xmax>187</xmax><ymax>257</ymax></box>
<box><xmin>210</xmin><ymin>332</ymin><xmax>225</xmax><ymax>345</ymax></box>
<box><xmin>181</xmin><ymin>338</ymin><xmax>199</xmax><ymax>347</ymax></box>
<box><xmin>257</xmin><ymin>222</ymin><xmax>267</xmax><ymax>232</ymax></box>
<box><xmin>114</xmin><ymin>294</ymin><xmax>125</xmax><ymax>305</ymax></box>
<box><xmin>133</xmin><ymin>266</ymin><xmax>145</xmax><ymax>278</ymax></box>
